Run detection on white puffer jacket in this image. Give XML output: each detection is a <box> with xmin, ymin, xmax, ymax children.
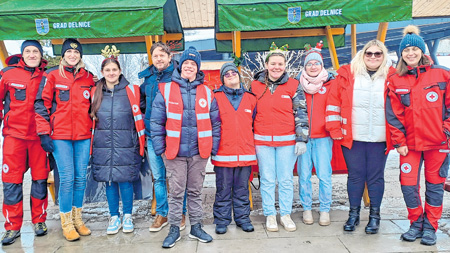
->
<box><xmin>351</xmin><ymin>72</ymin><xmax>387</xmax><ymax>142</ymax></box>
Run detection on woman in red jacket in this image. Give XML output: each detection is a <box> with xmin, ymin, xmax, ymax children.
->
<box><xmin>326</xmin><ymin>39</ymin><xmax>395</xmax><ymax>234</ymax></box>
<box><xmin>386</xmin><ymin>25</ymin><xmax>450</xmax><ymax>246</ymax></box>
<box><xmin>35</xmin><ymin>39</ymin><xmax>94</xmax><ymax>242</ymax></box>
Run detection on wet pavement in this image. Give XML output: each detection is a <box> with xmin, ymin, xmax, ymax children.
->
<box><xmin>2</xmin><ymin>151</ymin><xmax>450</xmax><ymax>252</ymax></box>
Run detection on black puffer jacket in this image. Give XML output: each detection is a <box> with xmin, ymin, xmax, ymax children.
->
<box><xmin>92</xmin><ymin>75</ymin><xmax>142</xmax><ymax>183</ymax></box>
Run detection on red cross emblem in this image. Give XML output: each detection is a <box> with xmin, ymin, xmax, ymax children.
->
<box><xmin>426</xmin><ymin>91</ymin><xmax>438</xmax><ymax>102</ymax></box>
<box><xmin>401</xmin><ymin>163</ymin><xmax>412</xmax><ymax>174</ymax></box>
<box><xmin>318</xmin><ymin>87</ymin><xmax>327</xmax><ymax>94</ymax></box>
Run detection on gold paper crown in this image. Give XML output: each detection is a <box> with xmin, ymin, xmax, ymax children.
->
<box><xmin>101</xmin><ymin>45</ymin><xmax>120</xmax><ymax>59</ymax></box>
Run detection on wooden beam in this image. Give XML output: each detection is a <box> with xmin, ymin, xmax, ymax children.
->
<box><xmin>51</xmin><ymin>34</ymin><xmax>182</xmax><ymax>45</ymax></box>
<box><xmin>154</xmin><ymin>35</ymin><xmax>160</xmax><ymax>42</ymax></box>
<box><xmin>351</xmin><ymin>24</ymin><xmax>357</xmax><ymax>59</ymax></box>
<box><xmin>216</xmin><ymin>28</ymin><xmax>345</xmax><ymax>41</ymax></box>
<box><xmin>0</xmin><ymin>40</ymin><xmax>8</xmax><ymax>67</ymax></box>
<box><xmin>325</xmin><ymin>26</ymin><xmax>340</xmax><ymax>70</ymax></box>
<box><xmin>376</xmin><ymin>22</ymin><xmax>389</xmax><ymax>43</ymax></box>
<box><xmin>144</xmin><ymin>35</ymin><xmax>153</xmax><ymax>65</ymax></box>
<box><xmin>232</xmin><ymin>31</ymin><xmax>242</xmax><ymax>71</ymax></box>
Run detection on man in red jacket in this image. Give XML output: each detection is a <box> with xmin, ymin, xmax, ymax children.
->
<box><xmin>0</xmin><ymin>40</ymin><xmax>50</xmax><ymax>245</ymax></box>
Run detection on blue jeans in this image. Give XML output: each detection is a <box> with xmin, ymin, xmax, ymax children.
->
<box><xmin>147</xmin><ymin>138</ymin><xmax>186</xmax><ymax>216</ymax></box>
<box><xmin>53</xmin><ymin>139</ymin><xmax>91</xmax><ymax>213</ymax></box>
<box><xmin>297</xmin><ymin>137</ymin><xmax>333</xmax><ymax>212</ymax></box>
<box><xmin>106</xmin><ymin>182</ymin><xmax>134</xmax><ymax>216</ymax></box>
<box><xmin>256</xmin><ymin>145</ymin><xmax>297</xmax><ymax>216</ymax></box>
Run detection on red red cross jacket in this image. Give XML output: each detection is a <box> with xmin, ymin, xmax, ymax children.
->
<box><xmin>386</xmin><ymin>64</ymin><xmax>450</xmax><ymax>151</ymax></box>
<box><xmin>35</xmin><ymin>66</ymin><xmax>94</xmax><ymax>140</ymax></box>
<box><xmin>304</xmin><ymin>76</ymin><xmax>334</xmax><ymax>138</ymax></box>
<box><xmin>211</xmin><ymin>90</ymin><xmax>257</xmax><ymax>167</ymax></box>
<box><xmin>0</xmin><ymin>58</ymin><xmax>47</xmax><ymax>140</ymax></box>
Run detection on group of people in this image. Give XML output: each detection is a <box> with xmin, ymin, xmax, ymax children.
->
<box><xmin>0</xmin><ymin>24</ymin><xmax>449</xmax><ymax>249</ymax></box>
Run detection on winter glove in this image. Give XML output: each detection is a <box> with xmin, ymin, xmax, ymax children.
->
<box><xmin>295</xmin><ymin>142</ymin><xmax>307</xmax><ymax>156</ymax></box>
<box><xmin>39</xmin><ymin>134</ymin><xmax>54</xmax><ymax>153</ymax></box>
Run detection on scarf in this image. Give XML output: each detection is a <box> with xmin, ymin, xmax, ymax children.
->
<box><xmin>299</xmin><ymin>68</ymin><xmax>329</xmax><ymax>94</ymax></box>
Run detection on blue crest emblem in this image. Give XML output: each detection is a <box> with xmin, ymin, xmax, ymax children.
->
<box><xmin>287</xmin><ymin>7</ymin><xmax>301</xmax><ymax>24</ymax></box>
<box><xmin>35</xmin><ymin>18</ymin><xmax>49</xmax><ymax>35</ymax></box>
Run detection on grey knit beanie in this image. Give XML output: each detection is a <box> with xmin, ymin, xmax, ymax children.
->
<box><xmin>220</xmin><ymin>62</ymin><xmax>240</xmax><ymax>84</ymax></box>
<box><xmin>304</xmin><ymin>50</ymin><xmax>323</xmax><ymax>68</ymax></box>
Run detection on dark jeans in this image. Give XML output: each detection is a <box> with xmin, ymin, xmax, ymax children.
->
<box><xmin>342</xmin><ymin>141</ymin><xmax>387</xmax><ymax>208</ymax></box>
<box><xmin>213</xmin><ymin>166</ymin><xmax>252</xmax><ymax>226</ymax></box>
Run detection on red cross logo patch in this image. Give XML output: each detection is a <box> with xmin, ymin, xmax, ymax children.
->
<box><xmin>426</xmin><ymin>91</ymin><xmax>438</xmax><ymax>102</ymax></box>
<box><xmin>199</xmin><ymin>98</ymin><xmax>207</xmax><ymax>108</ymax></box>
<box><xmin>132</xmin><ymin>104</ymin><xmax>139</xmax><ymax>113</ymax></box>
<box><xmin>400</xmin><ymin>163</ymin><xmax>412</xmax><ymax>174</ymax></box>
<box><xmin>2</xmin><ymin>164</ymin><xmax>9</xmax><ymax>173</ymax></box>
<box><xmin>318</xmin><ymin>87</ymin><xmax>327</xmax><ymax>94</ymax></box>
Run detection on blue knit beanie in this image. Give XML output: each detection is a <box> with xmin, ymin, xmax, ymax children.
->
<box><xmin>304</xmin><ymin>50</ymin><xmax>323</xmax><ymax>68</ymax></box>
<box><xmin>21</xmin><ymin>40</ymin><xmax>43</xmax><ymax>56</ymax></box>
<box><xmin>61</xmin><ymin>38</ymin><xmax>83</xmax><ymax>58</ymax></box>
<box><xmin>399</xmin><ymin>25</ymin><xmax>426</xmax><ymax>55</ymax></box>
<box><xmin>179</xmin><ymin>46</ymin><xmax>201</xmax><ymax>72</ymax></box>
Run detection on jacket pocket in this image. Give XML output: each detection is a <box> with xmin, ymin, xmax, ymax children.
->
<box><xmin>394</xmin><ymin>88</ymin><xmax>411</xmax><ymax>107</ymax></box>
<box><xmin>55</xmin><ymin>84</ymin><xmax>70</xmax><ymax>102</ymax></box>
<box><xmin>10</xmin><ymin>83</ymin><xmax>27</xmax><ymax>101</ymax></box>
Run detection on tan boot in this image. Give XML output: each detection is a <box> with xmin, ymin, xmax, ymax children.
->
<box><xmin>72</xmin><ymin>207</ymin><xmax>91</xmax><ymax>236</ymax></box>
<box><xmin>60</xmin><ymin>212</ymin><xmax>80</xmax><ymax>241</ymax></box>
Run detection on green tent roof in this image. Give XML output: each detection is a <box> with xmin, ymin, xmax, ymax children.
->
<box><xmin>215</xmin><ymin>0</ymin><xmax>412</xmax><ymax>52</ymax></box>
<box><xmin>216</xmin><ymin>0</ymin><xmax>412</xmax><ymax>32</ymax></box>
<box><xmin>0</xmin><ymin>0</ymin><xmax>183</xmax><ymax>40</ymax></box>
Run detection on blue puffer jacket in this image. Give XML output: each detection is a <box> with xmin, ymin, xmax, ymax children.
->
<box><xmin>138</xmin><ymin>60</ymin><xmax>177</xmax><ymax>136</ymax></box>
<box><xmin>150</xmin><ymin>68</ymin><xmax>221</xmax><ymax>157</ymax></box>
<box><xmin>92</xmin><ymin>75</ymin><xmax>143</xmax><ymax>183</ymax></box>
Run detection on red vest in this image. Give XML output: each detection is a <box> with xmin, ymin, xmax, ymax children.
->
<box><xmin>89</xmin><ymin>84</ymin><xmax>146</xmax><ymax>156</ymax></box>
<box><xmin>251</xmin><ymin>78</ymin><xmax>298</xmax><ymax>146</ymax></box>
<box><xmin>159</xmin><ymin>82</ymin><xmax>213</xmax><ymax>159</ymax></box>
<box><xmin>212</xmin><ymin>91</ymin><xmax>257</xmax><ymax>167</ymax></box>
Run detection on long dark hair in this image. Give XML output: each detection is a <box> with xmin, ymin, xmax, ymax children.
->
<box><xmin>90</xmin><ymin>58</ymin><xmax>121</xmax><ymax>120</ymax></box>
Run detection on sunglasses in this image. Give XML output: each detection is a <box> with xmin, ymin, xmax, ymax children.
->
<box><xmin>305</xmin><ymin>62</ymin><xmax>321</xmax><ymax>67</ymax></box>
<box><xmin>224</xmin><ymin>70</ymin><xmax>238</xmax><ymax>78</ymax></box>
<box><xmin>365</xmin><ymin>51</ymin><xmax>383</xmax><ymax>58</ymax></box>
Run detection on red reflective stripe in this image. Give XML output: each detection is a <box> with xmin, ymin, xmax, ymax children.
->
<box><xmin>196</xmin><ymin>85</ymin><xmax>213</xmax><ymax>159</ymax></box>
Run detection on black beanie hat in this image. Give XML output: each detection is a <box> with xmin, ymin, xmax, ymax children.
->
<box><xmin>21</xmin><ymin>40</ymin><xmax>43</xmax><ymax>56</ymax></box>
<box><xmin>61</xmin><ymin>38</ymin><xmax>83</xmax><ymax>58</ymax></box>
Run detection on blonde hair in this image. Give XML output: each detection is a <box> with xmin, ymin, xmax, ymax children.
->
<box><xmin>351</xmin><ymin>40</ymin><xmax>390</xmax><ymax>80</ymax></box>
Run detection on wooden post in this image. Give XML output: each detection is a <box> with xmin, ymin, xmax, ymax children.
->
<box><xmin>376</xmin><ymin>22</ymin><xmax>389</xmax><ymax>43</ymax></box>
<box><xmin>0</xmin><ymin>40</ymin><xmax>8</xmax><ymax>67</ymax></box>
<box><xmin>232</xmin><ymin>31</ymin><xmax>242</xmax><ymax>70</ymax></box>
<box><xmin>325</xmin><ymin>26</ymin><xmax>340</xmax><ymax>70</ymax></box>
<box><xmin>351</xmin><ymin>24</ymin><xmax>357</xmax><ymax>59</ymax></box>
<box><xmin>144</xmin><ymin>35</ymin><xmax>153</xmax><ymax>65</ymax></box>
<box><xmin>162</xmin><ymin>31</ymin><xmax>167</xmax><ymax>44</ymax></box>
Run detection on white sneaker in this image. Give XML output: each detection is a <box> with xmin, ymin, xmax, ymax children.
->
<box><xmin>303</xmin><ymin>210</ymin><xmax>314</xmax><ymax>225</ymax></box>
<box><xmin>280</xmin><ymin>214</ymin><xmax>297</xmax><ymax>232</ymax></box>
<box><xmin>266</xmin><ymin>215</ymin><xmax>278</xmax><ymax>232</ymax></box>
<box><xmin>122</xmin><ymin>214</ymin><xmax>134</xmax><ymax>233</ymax></box>
<box><xmin>107</xmin><ymin>215</ymin><xmax>121</xmax><ymax>235</ymax></box>
<box><xmin>319</xmin><ymin>212</ymin><xmax>331</xmax><ymax>226</ymax></box>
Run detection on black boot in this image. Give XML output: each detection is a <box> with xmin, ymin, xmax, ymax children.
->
<box><xmin>365</xmin><ymin>207</ymin><xmax>380</xmax><ymax>234</ymax></box>
<box><xmin>343</xmin><ymin>206</ymin><xmax>360</xmax><ymax>231</ymax></box>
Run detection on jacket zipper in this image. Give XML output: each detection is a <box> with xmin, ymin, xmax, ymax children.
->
<box><xmin>6</xmin><ymin>115</ymin><xmax>10</xmax><ymax>131</ymax></box>
<box><xmin>109</xmin><ymin>89</ymin><xmax>114</xmax><ymax>185</ymax></box>
<box><xmin>424</xmin><ymin>84</ymin><xmax>439</xmax><ymax>90</ymax></box>
<box><xmin>187</xmin><ymin>82</ymin><xmax>191</xmax><ymax>157</ymax></box>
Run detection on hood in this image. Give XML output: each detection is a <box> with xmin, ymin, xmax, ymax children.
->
<box><xmin>216</xmin><ymin>83</ymin><xmax>245</xmax><ymax>97</ymax></box>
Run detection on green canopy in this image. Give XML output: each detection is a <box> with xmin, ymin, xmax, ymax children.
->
<box><xmin>0</xmin><ymin>0</ymin><xmax>184</xmax><ymax>53</ymax></box>
<box><xmin>215</xmin><ymin>0</ymin><xmax>412</xmax><ymax>52</ymax></box>
<box><xmin>216</xmin><ymin>0</ymin><xmax>412</xmax><ymax>31</ymax></box>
